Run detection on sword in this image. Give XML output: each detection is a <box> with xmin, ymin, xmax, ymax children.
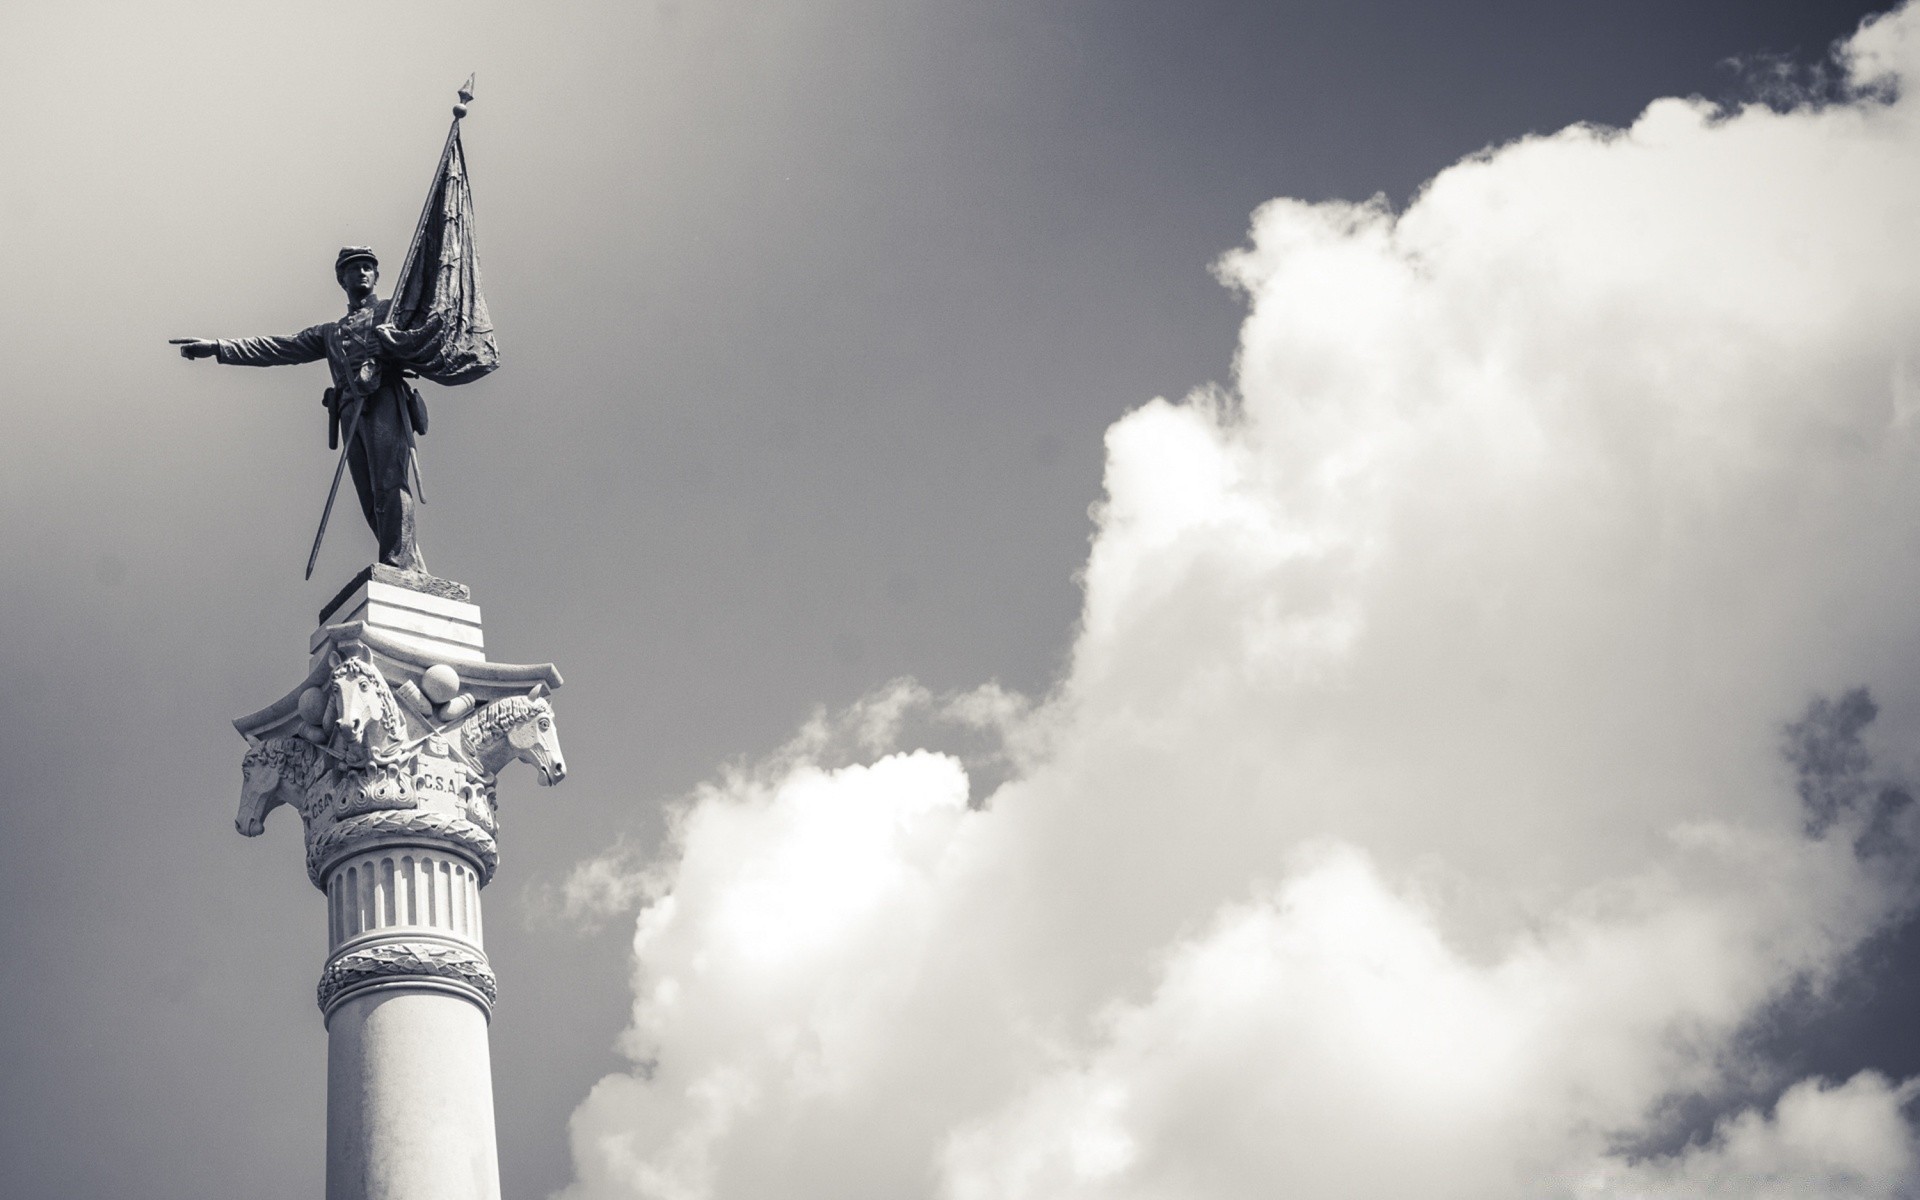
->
<box><xmin>306</xmin><ymin>393</ymin><xmax>366</xmax><ymax>580</ymax></box>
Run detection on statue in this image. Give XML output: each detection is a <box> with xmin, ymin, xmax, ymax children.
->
<box><xmin>173</xmin><ymin>76</ymin><xmax>498</xmax><ymax>579</ymax></box>
<box><xmin>174</xmin><ymin>248</ymin><xmax>430</xmax><ymax>572</ymax></box>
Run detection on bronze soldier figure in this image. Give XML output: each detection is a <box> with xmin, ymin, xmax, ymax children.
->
<box><xmin>176</xmin><ymin>247</ymin><xmax>429</xmax><ymax>573</ymax></box>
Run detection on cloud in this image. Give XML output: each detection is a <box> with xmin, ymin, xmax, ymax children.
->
<box><xmin>560</xmin><ymin>5</ymin><xmax>1920</xmax><ymax>1197</ymax></box>
<box><xmin>1584</xmin><ymin>1073</ymin><xmax>1920</xmax><ymax>1199</ymax></box>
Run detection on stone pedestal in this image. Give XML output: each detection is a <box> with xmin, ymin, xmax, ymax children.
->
<box><xmin>318</xmin><ymin>564</ymin><xmax>486</xmax><ymax>666</ymax></box>
<box><xmin>234</xmin><ymin>569</ymin><xmax>566</xmax><ymax>1200</ymax></box>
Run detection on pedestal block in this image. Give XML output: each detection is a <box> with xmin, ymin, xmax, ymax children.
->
<box><xmin>317</xmin><ymin>565</ymin><xmax>487</xmax><ymax>667</ymax></box>
<box><xmin>233</xmin><ymin>569</ymin><xmax>566</xmax><ymax>1200</ymax></box>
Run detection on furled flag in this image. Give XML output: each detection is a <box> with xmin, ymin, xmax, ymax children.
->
<box><xmin>381</xmin><ymin>78</ymin><xmax>500</xmax><ymax>386</ymax></box>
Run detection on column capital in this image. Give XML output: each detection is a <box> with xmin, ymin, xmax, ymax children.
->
<box><xmin>232</xmin><ymin>572</ymin><xmax>567</xmax><ymax>890</ymax></box>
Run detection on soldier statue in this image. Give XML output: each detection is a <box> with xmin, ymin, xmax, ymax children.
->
<box><xmin>175</xmin><ymin>247</ymin><xmax>430</xmax><ymax>573</ymax></box>
<box><xmin>175</xmin><ymin>78</ymin><xmax>494</xmax><ymax>580</ymax></box>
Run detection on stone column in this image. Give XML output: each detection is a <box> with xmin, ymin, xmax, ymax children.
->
<box><xmin>320</xmin><ymin>843</ymin><xmax>499</xmax><ymax>1200</ymax></box>
<box><xmin>235</xmin><ymin>566</ymin><xmax>566</xmax><ymax>1200</ymax></box>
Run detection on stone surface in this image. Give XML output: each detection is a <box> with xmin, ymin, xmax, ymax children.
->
<box><xmin>326</xmin><ymin>990</ymin><xmax>501</xmax><ymax>1200</ymax></box>
<box><xmin>323</xmin><ymin>623</ymin><xmax>486</xmax><ymax>667</ymax></box>
<box><xmin>236</xmin><ymin>634</ymin><xmax>561</xmax><ymax>748</ymax></box>
<box><xmin>235</xmin><ymin>590</ymin><xmax>568</xmax><ymax>887</ymax></box>
<box><xmin>233</xmin><ymin>569</ymin><xmax>565</xmax><ymax>1200</ymax></box>
<box><xmin>320</xmin><ymin>942</ymin><xmax>497</xmax><ymax>1015</ymax></box>
<box><xmin>316</xmin><ymin>577</ymin><xmax>485</xmax><ymax>667</ymax></box>
<box><xmin>421</xmin><ymin>663</ymin><xmax>461</xmax><ymax>703</ymax></box>
<box><xmin>308</xmin><ymin>809</ymin><xmax>499</xmax><ymax>890</ymax></box>
<box><xmin>299</xmin><ymin>686</ymin><xmax>328</xmax><ymax>724</ymax></box>
<box><xmin>321</xmin><ymin>564</ymin><xmax>473</xmax><ymax>625</ymax></box>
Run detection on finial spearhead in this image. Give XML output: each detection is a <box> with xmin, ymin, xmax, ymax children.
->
<box><xmin>454</xmin><ymin>73</ymin><xmax>475</xmax><ymax>119</ymax></box>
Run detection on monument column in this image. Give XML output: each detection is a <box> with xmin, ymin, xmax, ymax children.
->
<box><xmin>180</xmin><ymin>75</ymin><xmax>540</xmax><ymax>1200</ymax></box>
<box><xmin>235</xmin><ymin>566</ymin><xmax>566</xmax><ymax>1200</ymax></box>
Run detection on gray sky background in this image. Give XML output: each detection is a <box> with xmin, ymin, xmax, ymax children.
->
<box><xmin>0</xmin><ymin>2</ymin><xmax>1905</xmax><ymax>1198</ymax></box>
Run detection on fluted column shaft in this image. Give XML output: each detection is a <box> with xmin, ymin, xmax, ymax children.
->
<box><xmin>321</xmin><ymin>841</ymin><xmax>499</xmax><ymax>1200</ymax></box>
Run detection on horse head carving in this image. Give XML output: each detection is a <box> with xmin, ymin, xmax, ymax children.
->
<box><xmin>324</xmin><ymin>649</ymin><xmax>405</xmax><ymax>768</ymax></box>
<box><xmin>238</xmin><ymin>736</ymin><xmax>323</xmax><ymax>835</ymax></box>
<box><xmin>458</xmin><ymin>683</ymin><xmax>567</xmax><ymax>785</ymax></box>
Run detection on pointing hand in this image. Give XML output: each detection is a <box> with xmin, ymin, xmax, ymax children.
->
<box><xmin>170</xmin><ymin>338</ymin><xmax>218</xmax><ymax>360</ymax></box>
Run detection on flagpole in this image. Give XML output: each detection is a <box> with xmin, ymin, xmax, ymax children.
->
<box><xmin>304</xmin><ymin>77</ymin><xmax>473</xmax><ymax>579</ymax></box>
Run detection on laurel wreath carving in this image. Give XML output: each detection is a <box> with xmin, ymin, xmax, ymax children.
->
<box><xmin>317</xmin><ymin>941</ymin><xmax>498</xmax><ymax>1013</ymax></box>
<box><xmin>305</xmin><ymin>809</ymin><xmax>500</xmax><ymax>888</ymax></box>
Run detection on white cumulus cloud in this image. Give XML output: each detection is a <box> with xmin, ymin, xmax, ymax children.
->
<box><xmin>560</xmin><ymin>6</ymin><xmax>1920</xmax><ymax>1198</ymax></box>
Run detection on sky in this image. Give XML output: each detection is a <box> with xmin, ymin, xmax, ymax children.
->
<box><xmin>1</xmin><ymin>1</ymin><xmax>1916</xmax><ymax>1197</ymax></box>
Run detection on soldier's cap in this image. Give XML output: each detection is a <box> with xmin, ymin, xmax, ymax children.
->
<box><xmin>335</xmin><ymin>246</ymin><xmax>379</xmax><ymax>275</ymax></box>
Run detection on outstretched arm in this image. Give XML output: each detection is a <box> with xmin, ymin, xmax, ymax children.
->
<box><xmin>171</xmin><ymin>325</ymin><xmax>328</xmax><ymax>367</ymax></box>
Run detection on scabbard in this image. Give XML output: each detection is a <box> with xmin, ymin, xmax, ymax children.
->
<box><xmin>406</xmin><ymin>383</ymin><xmax>428</xmax><ymax>436</ymax></box>
<box><xmin>324</xmin><ymin>386</ymin><xmax>340</xmax><ymax>450</ymax></box>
